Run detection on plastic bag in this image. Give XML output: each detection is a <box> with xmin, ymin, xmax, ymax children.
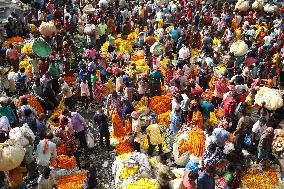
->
<box><xmin>86</xmin><ymin>129</ymin><xmax>95</xmax><ymax>148</ymax></box>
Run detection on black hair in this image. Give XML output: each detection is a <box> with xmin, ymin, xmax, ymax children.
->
<box><xmin>43</xmin><ymin>167</ymin><xmax>51</xmax><ymax>179</ymax></box>
<box><xmin>61</xmin><ymin>116</ymin><xmax>69</xmax><ymax>125</ymax></box>
<box><xmin>24</xmin><ymin>108</ymin><xmax>32</xmax><ymax>117</ymax></box>
<box><xmin>62</xmin><ymin>109</ymin><xmax>70</xmax><ymax>115</ymax></box>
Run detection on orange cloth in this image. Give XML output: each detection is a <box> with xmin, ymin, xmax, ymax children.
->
<box><xmin>5</xmin><ymin>167</ymin><xmax>27</xmax><ymax>188</ymax></box>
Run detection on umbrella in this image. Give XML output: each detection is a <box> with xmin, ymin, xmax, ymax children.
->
<box><xmin>32</xmin><ymin>40</ymin><xmax>52</xmax><ymax>57</ymax></box>
<box><xmin>244</xmin><ymin>57</ymin><xmax>256</xmax><ymax>66</ymax></box>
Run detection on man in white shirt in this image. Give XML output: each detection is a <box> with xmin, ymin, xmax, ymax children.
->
<box><xmin>36</xmin><ymin>133</ymin><xmax>57</xmax><ymax>173</ymax></box>
<box><xmin>252</xmin><ymin>117</ymin><xmax>267</xmax><ymax>147</ymax></box>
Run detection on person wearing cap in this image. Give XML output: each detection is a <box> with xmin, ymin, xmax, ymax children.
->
<box><xmin>149</xmin><ymin>65</ymin><xmax>164</xmax><ymax>96</ymax></box>
<box><xmin>257</xmin><ymin>127</ymin><xmax>274</xmax><ymax>164</ymax></box>
<box><xmin>197</xmin><ymin>166</ymin><xmax>215</xmax><ymax>189</ymax></box>
<box><xmin>146</xmin><ymin>113</ymin><xmax>163</xmax><ymax>156</ymax></box>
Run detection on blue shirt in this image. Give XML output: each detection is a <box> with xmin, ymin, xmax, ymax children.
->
<box><xmin>36</xmin><ymin>120</ymin><xmax>46</xmax><ymax>136</ymax></box>
<box><xmin>197</xmin><ymin>171</ymin><xmax>214</xmax><ymax>189</ymax></box>
<box><xmin>170</xmin><ymin>111</ymin><xmax>181</xmax><ymax>133</ymax></box>
<box><xmin>212</xmin><ymin>128</ymin><xmax>231</xmax><ymax>147</ymax></box>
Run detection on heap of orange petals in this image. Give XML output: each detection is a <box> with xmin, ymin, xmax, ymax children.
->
<box><xmin>178</xmin><ymin>128</ymin><xmax>206</xmax><ymax>157</ymax></box>
<box><xmin>157</xmin><ymin>111</ymin><xmax>170</xmax><ymax>127</ymax></box>
<box><xmin>56</xmin><ymin>143</ymin><xmax>68</xmax><ymax>155</ymax></box>
<box><xmin>2</xmin><ymin>36</ymin><xmax>24</xmax><ymax>47</ymax></box>
<box><xmin>52</xmin><ymin>155</ymin><xmax>77</xmax><ymax>170</ymax></box>
<box><xmin>116</xmin><ymin>141</ymin><xmax>134</xmax><ymax>155</ymax></box>
<box><xmin>149</xmin><ymin>95</ymin><xmax>171</xmax><ymax>115</ymax></box>
<box><xmin>28</xmin><ymin>95</ymin><xmax>44</xmax><ymax>114</ymax></box>
<box><xmin>112</xmin><ymin>113</ymin><xmax>126</xmax><ymax>138</ymax></box>
<box><xmin>58</xmin><ymin>173</ymin><xmax>86</xmax><ymax>189</ymax></box>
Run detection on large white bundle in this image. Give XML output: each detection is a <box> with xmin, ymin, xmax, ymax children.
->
<box><xmin>230</xmin><ymin>40</ymin><xmax>248</xmax><ymax>56</ymax></box>
<box><xmin>264</xmin><ymin>3</ymin><xmax>278</xmax><ymax>13</ymax></box>
<box><xmin>39</xmin><ymin>22</ymin><xmax>56</xmax><ymax>37</ymax></box>
<box><xmin>235</xmin><ymin>0</ymin><xmax>250</xmax><ymax>11</ymax></box>
<box><xmin>252</xmin><ymin>0</ymin><xmax>264</xmax><ymax>10</ymax></box>
<box><xmin>9</xmin><ymin>123</ymin><xmax>35</xmax><ymax>147</ymax></box>
<box><xmin>173</xmin><ymin>134</ymin><xmax>190</xmax><ymax>166</ymax></box>
<box><xmin>84</xmin><ymin>24</ymin><xmax>96</xmax><ymax>35</ymax></box>
<box><xmin>255</xmin><ymin>87</ymin><xmax>283</xmax><ymax>110</ymax></box>
<box><xmin>82</xmin><ymin>4</ymin><xmax>96</xmax><ymax>14</ymax></box>
<box><xmin>0</xmin><ymin>139</ymin><xmax>25</xmax><ymax>171</ymax></box>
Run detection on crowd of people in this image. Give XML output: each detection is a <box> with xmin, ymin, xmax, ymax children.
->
<box><xmin>0</xmin><ymin>0</ymin><xmax>284</xmax><ymax>188</ymax></box>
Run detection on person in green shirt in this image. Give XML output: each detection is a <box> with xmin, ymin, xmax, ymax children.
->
<box><xmin>149</xmin><ymin>65</ymin><xmax>164</xmax><ymax>96</ymax></box>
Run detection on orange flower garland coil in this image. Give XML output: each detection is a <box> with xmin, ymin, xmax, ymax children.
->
<box><xmin>56</xmin><ymin>143</ymin><xmax>68</xmax><ymax>155</ymax></box>
<box><xmin>52</xmin><ymin>155</ymin><xmax>77</xmax><ymax>170</ymax></box>
<box><xmin>28</xmin><ymin>95</ymin><xmax>44</xmax><ymax>114</ymax></box>
<box><xmin>149</xmin><ymin>95</ymin><xmax>172</xmax><ymax>115</ymax></box>
<box><xmin>58</xmin><ymin>173</ymin><xmax>86</xmax><ymax>189</ymax></box>
<box><xmin>112</xmin><ymin>113</ymin><xmax>126</xmax><ymax>138</ymax></box>
<box><xmin>178</xmin><ymin>128</ymin><xmax>206</xmax><ymax>157</ymax></box>
<box><xmin>116</xmin><ymin>141</ymin><xmax>134</xmax><ymax>155</ymax></box>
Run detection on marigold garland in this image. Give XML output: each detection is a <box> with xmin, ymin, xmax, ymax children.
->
<box><xmin>149</xmin><ymin>95</ymin><xmax>171</xmax><ymax>115</ymax></box>
<box><xmin>134</xmin><ymin>96</ymin><xmax>148</xmax><ymax>111</ymax></box>
<box><xmin>126</xmin><ymin>178</ymin><xmax>160</xmax><ymax>189</ymax></box>
<box><xmin>240</xmin><ymin>167</ymin><xmax>280</xmax><ymax>189</ymax></box>
<box><xmin>58</xmin><ymin>173</ymin><xmax>86</xmax><ymax>189</ymax></box>
<box><xmin>56</xmin><ymin>143</ymin><xmax>68</xmax><ymax>155</ymax></box>
<box><xmin>112</xmin><ymin>113</ymin><xmax>126</xmax><ymax>139</ymax></box>
<box><xmin>178</xmin><ymin>128</ymin><xmax>206</xmax><ymax>157</ymax></box>
<box><xmin>49</xmin><ymin>98</ymin><xmax>65</xmax><ymax>127</ymax></box>
<box><xmin>27</xmin><ymin>95</ymin><xmax>44</xmax><ymax>114</ymax></box>
<box><xmin>119</xmin><ymin>166</ymin><xmax>138</xmax><ymax>180</ymax></box>
<box><xmin>116</xmin><ymin>141</ymin><xmax>134</xmax><ymax>155</ymax></box>
<box><xmin>157</xmin><ymin>111</ymin><xmax>170</xmax><ymax>127</ymax></box>
<box><xmin>2</xmin><ymin>36</ymin><xmax>24</xmax><ymax>47</ymax></box>
<box><xmin>52</xmin><ymin>155</ymin><xmax>77</xmax><ymax>170</ymax></box>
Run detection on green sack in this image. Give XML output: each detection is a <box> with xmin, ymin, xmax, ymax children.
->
<box><xmin>32</xmin><ymin>40</ymin><xmax>52</xmax><ymax>57</ymax></box>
